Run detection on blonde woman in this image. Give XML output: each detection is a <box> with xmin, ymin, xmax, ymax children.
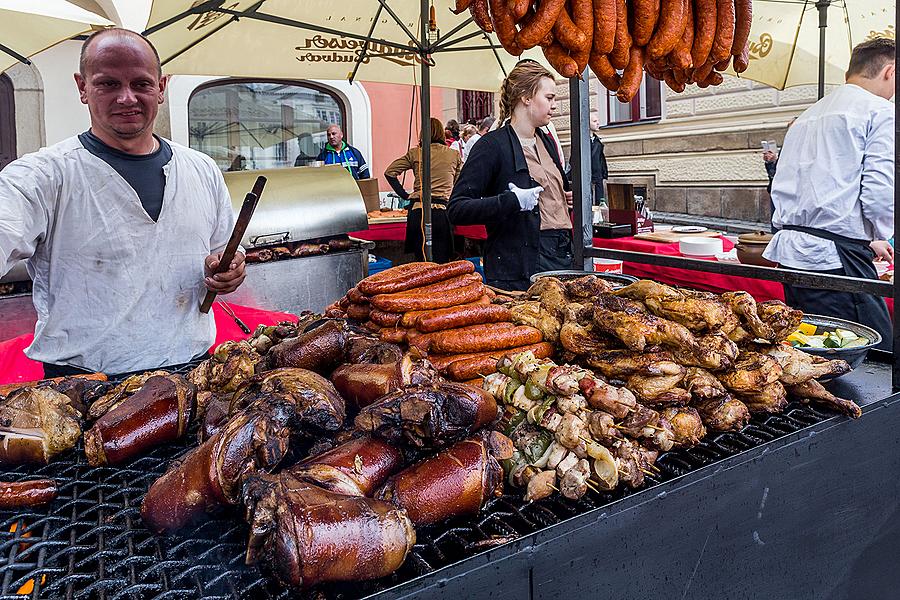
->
<box><xmin>384</xmin><ymin>117</ymin><xmax>462</xmax><ymax>263</ymax></box>
<box><xmin>448</xmin><ymin>61</ymin><xmax>572</xmax><ymax>291</ymax></box>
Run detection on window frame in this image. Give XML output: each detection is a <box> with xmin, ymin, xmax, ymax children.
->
<box><xmin>187</xmin><ymin>78</ymin><xmax>348</xmax><ymax>170</ymax></box>
<box><xmin>604</xmin><ymin>73</ymin><xmax>662</xmax><ymax>127</ymax></box>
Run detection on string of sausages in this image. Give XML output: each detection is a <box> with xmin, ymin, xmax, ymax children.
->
<box><xmin>460</xmin><ymin>0</ymin><xmax>753</xmax><ymax>101</ymax></box>
<box><xmin>326</xmin><ymin>261</ymin><xmax>552</xmax><ymax>382</ymax></box>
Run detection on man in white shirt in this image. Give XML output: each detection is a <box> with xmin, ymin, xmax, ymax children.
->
<box><xmin>0</xmin><ymin>29</ymin><xmax>245</xmax><ymax>375</ymax></box>
<box><xmin>763</xmin><ymin>37</ymin><xmax>895</xmax><ymax>349</ymax></box>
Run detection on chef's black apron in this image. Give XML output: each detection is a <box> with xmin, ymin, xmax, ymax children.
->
<box><xmin>780</xmin><ymin>225</ymin><xmax>892</xmax><ymax>351</ymax></box>
<box><xmin>405</xmin><ymin>200</ymin><xmax>454</xmax><ymax>264</ymax></box>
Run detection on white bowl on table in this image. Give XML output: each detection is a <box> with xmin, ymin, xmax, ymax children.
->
<box><xmin>679</xmin><ymin>236</ymin><xmax>724</xmax><ymax>258</ymax></box>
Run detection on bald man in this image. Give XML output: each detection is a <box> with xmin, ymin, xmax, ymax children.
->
<box><xmin>0</xmin><ymin>28</ymin><xmax>245</xmax><ymax>376</ymax></box>
<box><xmin>311</xmin><ymin>124</ymin><xmax>370</xmax><ymax>179</ymax></box>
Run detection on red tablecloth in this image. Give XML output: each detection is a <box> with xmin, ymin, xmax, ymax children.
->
<box><xmin>349</xmin><ymin>222</ymin><xmax>488</xmax><ymax>242</ymax></box>
<box><xmin>591</xmin><ymin>236</ymin><xmax>893</xmax><ymax>314</ymax></box>
<box><xmin>0</xmin><ymin>303</ymin><xmax>297</xmax><ymax>386</ymax></box>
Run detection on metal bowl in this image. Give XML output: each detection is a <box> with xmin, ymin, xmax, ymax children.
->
<box><xmin>795</xmin><ymin>314</ymin><xmax>881</xmax><ymax>371</ymax></box>
<box><xmin>529</xmin><ymin>270</ymin><xmax>638</xmax><ymax>289</ymax></box>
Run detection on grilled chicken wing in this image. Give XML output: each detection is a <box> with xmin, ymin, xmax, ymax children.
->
<box><xmin>558</xmin><ymin>321</ymin><xmax>618</xmax><ymax>355</ymax></box>
<box><xmin>593</xmin><ymin>293</ymin><xmax>698</xmax><ymax>353</ymax></box>
<box><xmin>526</xmin><ymin>277</ymin><xmax>569</xmax><ymax>318</ymax></box>
<box><xmin>757</xmin><ymin>300</ymin><xmax>804</xmax><ymax>343</ymax></box>
<box><xmin>683</xmin><ymin>367</ymin><xmax>728</xmax><ymax>400</ymax></box>
<box><xmin>509</xmin><ymin>301</ymin><xmax>562</xmax><ymax>343</ymax></box>
<box><xmin>673</xmin><ymin>332</ymin><xmax>739</xmax><ymax>371</ymax></box>
<box><xmin>721</xmin><ymin>291</ymin><xmax>775</xmax><ymax>341</ymax></box>
<box><xmin>585</xmin><ymin>350</ymin><xmax>683</xmax><ymax>379</ymax></box>
<box><xmin>786</xmin><ymin>379</ymin><xmax>862</xmax><ymax>419</ymax></box>
<box><xmin>764</xmin><ymin>344</ymin><xmax>851</xmax><ymax>384</ymax></box>
<box><xmin>717</xmin><ymin>352</ymin><xmax>783</xmax><ymax>393</ymax></box>
<box><xmin>693</xmin><ymin>396</ymin><xmax>751</xmax><ymax>432</ymax></box>
<box><xmin>565</xmin><ymin>275</ymin><xmax>614</xmax><ymax>299</ymax></box>
<box><xmin>615</xmin><ymin>281</ymin><xmax>734</xmax><ymax>333</ymax></box>
<box><xmin>626</xmin><ymin>372</ymin><xmax>690</xmax><ymax>407</ymax></box>
<box><xmin>659</xmin><ymin>407</ymin><xmax>707</xmax><ymax>447</ymax></box>
<box><xmin>736</xmin><ymin>381</ymin><xmax>788</xmax><ymax>413</ymax></box>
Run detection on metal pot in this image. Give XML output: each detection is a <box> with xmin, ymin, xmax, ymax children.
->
<box><xmin>529</xmin><ymin>270</ymin><xmax>638</xmax><ymax>288</ymax></box>
<box><xmin>795</xmin><ymin>314</ymin><xmax>881</xmax><ymax>372</ymax></box>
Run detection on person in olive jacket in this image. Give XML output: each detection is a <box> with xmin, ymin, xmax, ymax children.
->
<box><xmin>448</xmin><ymin>61</ymin><xmax>572</xmax><ymax>291</ymax></box>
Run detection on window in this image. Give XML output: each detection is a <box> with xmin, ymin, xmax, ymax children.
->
<box><xmin>188</xmin><ymin>80</ymin><xmax>346</xmax><ymax>171</ymax></box>
<box><xmin>457</xmin><ymin>90</ymin><xmax>495</xmax><ymax>124</ymax></box>
<box><xmin>605</xmin><ymin>74</ymin><xmax>662</xmax><ymax>126</ymax></box>
<box><xmin>0</xmin><ymin>74</ymin><xmax>15</xmax><ymax>170</ymax></box>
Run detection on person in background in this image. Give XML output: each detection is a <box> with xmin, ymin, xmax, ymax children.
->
<box><xmin>445</xmin><ymin>119</ymin><xmax>463</xmax><ymax>157</ymax></box>
<box><xmin>0</xmin><ymin>28</ymin><xmax>243</xmax><ymax>376</ymax></box>
<box><xmin>763</xmin><ymin>37</ymin><xmax>895</xmax><ymax>350</ymax></box>
<box><xmin>589</xmin><ymin>114</ymin><xmax>609</xmax><ymax>205</ymax></box>
<box><xmin>463</xmin><ymin>116</ymin><xmax>494</xmax><ymax>160</ymax></box>
<box><xmin>449</xmin><ymin>61</ymin><xmax>573</xmax><ymax>291</ymax></box>
<box><xmin>315</xmin><ymin>124</ymin><xmax>370</xmax><ymax>179</ymax></box>
<box><xmin>384</xmin><ymin>117</ymin><xmax>462</xmax><ymax>263</ymax></box>
<box><xmin>459</xmin><ymin>124</ymin><xmax>478</xmax><ymax>162</ymax></box>
<box><xmin>762</xmin><ymin>118</ymin><xmax>796</xmax><ymax>231</ymax></box>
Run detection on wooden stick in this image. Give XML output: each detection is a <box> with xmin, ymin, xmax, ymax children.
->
<box><xmin>548</xmin><ymin>483</ymin><xmax>559</xmax><ymax>492</ymax></box>
<box><xmin>640</xmin><ymin>468</ymin><xmax>655</xmax><ymax>477</ymax></box>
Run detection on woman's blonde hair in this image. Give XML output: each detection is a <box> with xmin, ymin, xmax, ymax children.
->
<box><xmin>460</xmin><ymin>124</ymin><xmax>477</xmax><ymax>140</ymax></box>
<box><xmin>498</xmin><ymin>60</ymin><xmax>555</xmax><ymax>124</ymax></box>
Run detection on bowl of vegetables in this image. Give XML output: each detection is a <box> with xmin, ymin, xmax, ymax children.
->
<box><xmin>786</xmin><ymin>314</ymin><xmax>881</xmax><ymax>371</ymax></box>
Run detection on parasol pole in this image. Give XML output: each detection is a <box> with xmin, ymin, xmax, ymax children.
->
<box><xmin>893</xmin><ymin>0</ymin><xmax>899</xmax><ymax>391</ymax></box>
<box><xmin>420</xmin><ymin>0</ymin><xmax>433</xmax><ymax>261</ymax></box>
<box><xmin>569</xmin><ymin>69</ymin><xmax>592</xmax><ymax>271</ymax></box>
<box><xmin>815</xmin><ymin>0</ymin><xmax>831</xmax><ymax>99</ymax></box>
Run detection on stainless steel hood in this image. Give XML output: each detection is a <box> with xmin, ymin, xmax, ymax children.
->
<box><xmin>224</xmin><ymin>165</ymin><xmax>369</xmax><ymax>248</ymax></box>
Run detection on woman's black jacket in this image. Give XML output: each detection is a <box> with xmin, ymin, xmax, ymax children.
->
<box><xmin>448</xmin><ymin>125</ymin><xmax>569</xmax><ymax>282</ymax></box>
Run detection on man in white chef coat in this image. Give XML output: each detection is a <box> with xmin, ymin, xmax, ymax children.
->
<box><xmin>763</xmin><ymin>37</ymin><xmax>895</xmax><ymax>350</ymax></box>
<box><xmin>0</xmin><ymin>28</ymin><xmax>246</xmax><ymax>376</ymax></box>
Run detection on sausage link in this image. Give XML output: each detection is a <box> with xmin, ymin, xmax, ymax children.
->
<box><xmin>369</xmin><ymin>309</ymin><xmax>403</xmax><ymax>328</ymax></box>
<box><xmin>446</xmin><ymin>342</ymin><xmax>555</xmax><ymax>381</ymax></box>
<box><xmin>733</xmin><ymin>38</ymin><xmax>750</xmax><ymax>73</ymax></box>
<box><xmin>592</xmin><ymin>0</ymin><xmax>617</xmax><ymax>56</ymax></box>
<box><xmin>616</xmin><ymin>46</ymin><xmax>645</xmax><ymax>103</ymax></box>
<box><xmin>710</xmin><ymin>0</ymin><xmax>735</xmax><ymax>63</ymax></box>
<box><xmin>608</xmin><ymin>0</ymin><xmax>631</xmax><ymax>70</ymax></box>
<box><xmin>692</xmin><ymin>58</ymin><xmax>715</xmax><ymax>83</ymax></box>
<box><xmin>452</xmin><ymin>0</ymin><xmax>474</xmax><ymax>14</ymax></box>
<box><xmin>429</xmin><ymin>323</ymin><xmax>542</xmax><ymax>355</ymax></box>
<box><xmin>663</xmin><ymin>69</ymin><xmax>686</xmax><ymax>93</ymax></box>
<box><xmin>371</xmin><ymin>278</ymin><xmax>484</xmax><ymax>313</ymax></box>
<box><xmin>507</xmin><ymin>0</ymin><xmax>530</xmax><ymax>20</ymax></box>
<box><xmin>542</xmin><ymin>42</ymin><xmax>580</xmax><ymax>79</ymax></box>
<box><xmin>670</xmin><ymin>0</ymin><xmax>694</xmax><ymax>70</ymax></box>
<box><xmin>569</xmin><ymin>0</ymin><xmax>594</xmax><ymax>73</ymax></box>
<box><xmin>490</xmin><ymin>0</ymin><xmax>523</xmax><ymax>55</ymax></box>
<box><xmin>347</xmin><ymin>287</ymin><xmax>369</xmax><ymax>305</ymax></box>
<box><xmin>379</xmin><ymin>328</ymin><xmax>408</xmax><ymax>344</ymax></box>
<box><xmin>515</xmin><ymin>0</ymin><xmax>566</xmax><ymax>50</ymax></box>
<box><xmin>552</xmin><ymin>3</ymin><xmax>589</xmax><ymax>53</ymax></box>
<box><xmin>690</xmin><ymin>0</ymin><xmax>717</xmax><ymax>68</ymax></box>
<box><xmin>647</xmin><ymin>0</ymin><xmax>687</xmax><ymax>61</ymax></box>
<box><xmin>346</xmin><ymin>302</ymin><xmax>372</xmax><ymax>321</ymax></box>
<box><xmin>415</xmin><ymin>303</ymin><xmax>512</xmax><ymax>333</ymax></box>
<box><xmin>469</xmin><ymin>0</ymin><xmax>494</xmax><ymax>32</ymax></box>
<box><xmin>0</xmin><ymin>479</ymin><xmax>58</xmax><ymax>509</ymax></box>
<box><xmin>358</xmin><ymin>260</ymin><xmax>474</xmax><ymax>296</ymax></box>
<box><xmin>589</xmin><ymin>52</ymin><xmax>622</xmax><ymax>91</ymax></box>
<box><xmin>731</xmin><ymin>0</ymin><xmax>753</xmax><ymax>56</ymax></box>
<box><xmin>401</xmin><ymin>296</ymin><xmax>494</xmax><ymax>328</ymax></box>
<box><xmin>630</xmin><ymin>0</ymin><xmax>660</xmax><ymax>47</ymax></box>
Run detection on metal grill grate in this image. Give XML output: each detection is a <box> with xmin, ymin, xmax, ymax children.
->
<box><xmin>0</xmin><ymin>401</ymin><xmax>837</xmax><ymax>600</ymax></box>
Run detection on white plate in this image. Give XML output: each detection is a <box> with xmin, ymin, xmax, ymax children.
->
<box><xmin>672</xmin><ymin>226</ymin><xmax>708</xmax><ymax>233</ymax></box>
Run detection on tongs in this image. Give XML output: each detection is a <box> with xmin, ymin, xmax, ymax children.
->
<box><xmin>200</xmin><ymin>176</ymin><xmax>267</xmax><ymax>313</ymax></box>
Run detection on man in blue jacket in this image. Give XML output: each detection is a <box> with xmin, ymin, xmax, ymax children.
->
<box><xmin>314</xmin><ymin>124</ymin><xmax>370</xmax><ymax>179</ymax></box>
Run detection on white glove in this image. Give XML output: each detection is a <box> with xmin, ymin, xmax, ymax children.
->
<box><xmin>508</xmin><ymin>182</ymin><xmax>543</xmax><ymax>211</ymax></box>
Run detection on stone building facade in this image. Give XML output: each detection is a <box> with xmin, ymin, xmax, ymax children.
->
<box><xmin>552</xmin><ymin>73</ymin><xmax>832</xmax><ymax>228</ymax></box>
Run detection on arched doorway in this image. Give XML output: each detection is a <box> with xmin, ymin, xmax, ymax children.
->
<box><xmin>0</xmin><ymin>73</ymin><xmax>15</xmax><ymax>170</ymax></box>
